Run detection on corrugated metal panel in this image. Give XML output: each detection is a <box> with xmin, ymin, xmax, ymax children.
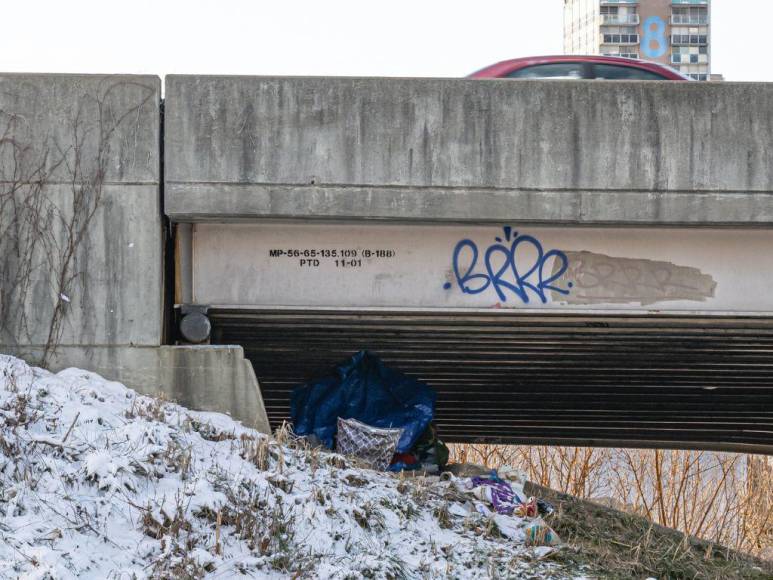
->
<box><xmin>210</xmin><ymin>310</ymin><xmax>773</xmax><ymax>454</ymax></box>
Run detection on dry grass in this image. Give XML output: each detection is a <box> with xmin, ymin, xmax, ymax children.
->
<box><xmin>240</xmin><ymin>434</ymin><xmax>271</xmax><ymax>470</ymax></box>
<box><xmin>433</xmin><ymin>501</ymin><xmax>453</xmax><ymax>529</ymax></box>
<box><xmin>527</xmin><ymin>481</ymin><xmax>773</xmax><ymax>579</ymax></box>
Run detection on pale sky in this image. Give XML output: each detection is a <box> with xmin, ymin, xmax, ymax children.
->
<box><xmin>0</xmin><ymin>1</ymin><xmax>767</xmax><ymax>81</ymax></box>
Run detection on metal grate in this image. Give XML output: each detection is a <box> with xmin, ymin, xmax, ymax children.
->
<box><xmin>210</xmin><ymin>309</ymin><xmax>773</xmax><ymax>454</ymax></box>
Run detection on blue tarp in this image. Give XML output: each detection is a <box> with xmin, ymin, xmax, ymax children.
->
<box><xmin>290</xmin><ymin>351</ymin><xmax>436</xmax><ymax>453</ymax></box>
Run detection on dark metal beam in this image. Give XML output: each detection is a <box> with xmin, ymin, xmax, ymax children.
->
<box><xmin>210</xmin><ymin>309</ymin><xmax>773</xmax><ymax>454</ymax></box>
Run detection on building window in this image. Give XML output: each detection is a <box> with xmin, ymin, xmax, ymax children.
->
<box><xmin>603</xmin><ymin>33</ymin><xmax>639</xmax><ymax>44</ymax></box>
<box><xmin>672</xmin><ymin>6</ymin><xmax>709</xmax><ymax>25</ymax></box>
<box><xmin>600</xmin><ymin>5</ymin><xmax>638</xmax><ymax>25</ymax></box>
<box><xmin>671</xmin><ymin>34</ymin><xmax>708</xmax><ymax>46</ymax></box>
<box><xmin>603</xmin><ymin>52</ymin><xmax>639</xmax><ymax>59</ymax></box>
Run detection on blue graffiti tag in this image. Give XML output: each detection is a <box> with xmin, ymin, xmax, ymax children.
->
<box><xmin>443</xmin><ymin>227</ymin><xmax>572</xmax><ymax>304</ymax></box>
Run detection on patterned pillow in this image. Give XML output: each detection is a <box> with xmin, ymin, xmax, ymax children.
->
<box><xmin>336</xmin><ymin>417</ymin><xmax>402</xmax><ymax>471</ymax></box>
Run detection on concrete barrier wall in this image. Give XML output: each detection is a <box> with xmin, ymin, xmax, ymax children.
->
<box><xmin>0</xmin><ymin>74</ymin><xmax>162</xmax><ymax>349</ymax></box>
<box><xmin>165</xmin><ymin>76</ymin><xmax>773</xmax><ymax>225</ymax></box>
<box><xmin>0</xmin><ymin>73</ymin><xmax>271</xmax><ymax>433</ymax></box>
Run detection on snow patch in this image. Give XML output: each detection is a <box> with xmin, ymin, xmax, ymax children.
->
<box><xmin>0</xmin><ymin>355</ymin><xmax>573</xmax><ymax>579</ymax></box>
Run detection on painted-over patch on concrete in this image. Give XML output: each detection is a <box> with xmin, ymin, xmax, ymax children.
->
<box><xmin>553</xmin><ymin>251</ymin><xmax>717</xmax><ymax>306</ymax></box>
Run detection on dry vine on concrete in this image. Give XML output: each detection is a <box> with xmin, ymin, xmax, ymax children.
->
<box><xmin>0</xmin><ymin>84</ymin><xmax>153</xmax><ymax>367</ymax></box>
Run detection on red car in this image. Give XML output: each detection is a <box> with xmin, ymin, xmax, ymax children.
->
<box><xmin>469</xmin><ymin>55</ymin><xmax>690</xmax><ymax>81</ymax></box>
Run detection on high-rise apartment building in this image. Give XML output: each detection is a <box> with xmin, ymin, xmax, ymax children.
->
<box><xmin>563</xmin><ymin>0</ymin><xmax>711</xmax><ymax>80</ymax></box>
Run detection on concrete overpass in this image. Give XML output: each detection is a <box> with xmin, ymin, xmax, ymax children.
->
<box><xmin>163</xmin><ymin>76</ymin><xmax>773</xmax><ymax>453</ymax></box>
<box><xmin>3</xmin><ymin>74</ymin><xmax>773</xmax><ymax>452</ymax></box>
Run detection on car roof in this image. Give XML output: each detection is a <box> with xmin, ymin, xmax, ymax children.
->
<box><xmin>469</xmin><ymin>55</ymin><xmax>691</xmax><ymax>80</ymax></box>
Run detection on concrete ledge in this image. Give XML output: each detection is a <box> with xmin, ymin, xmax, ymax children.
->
<box><xmin>155</xmin><ymin>346</ymin><xmax>270</xmax><ymax>433</ymax></box>
<box><xmin>1</xmin><ymin>345</ymin><xmax>271</xmax><ymax>433</ymax></box>
<box><xmin>166</xmin><ymin>183</ymin><xmax>773</xmax><ymax>225</ymax></box>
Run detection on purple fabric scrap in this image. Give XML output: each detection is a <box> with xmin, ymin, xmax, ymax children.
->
<box><xmin>470</xmin><ymin>477</ymin><xmax>524</xmax><ymax>515</ymax></box>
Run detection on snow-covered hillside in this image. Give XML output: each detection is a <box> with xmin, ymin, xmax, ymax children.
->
<box><xmin>0</xmin><ymin>355</ymin><xmax>572</xmax><ymax>579</ymax></box>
